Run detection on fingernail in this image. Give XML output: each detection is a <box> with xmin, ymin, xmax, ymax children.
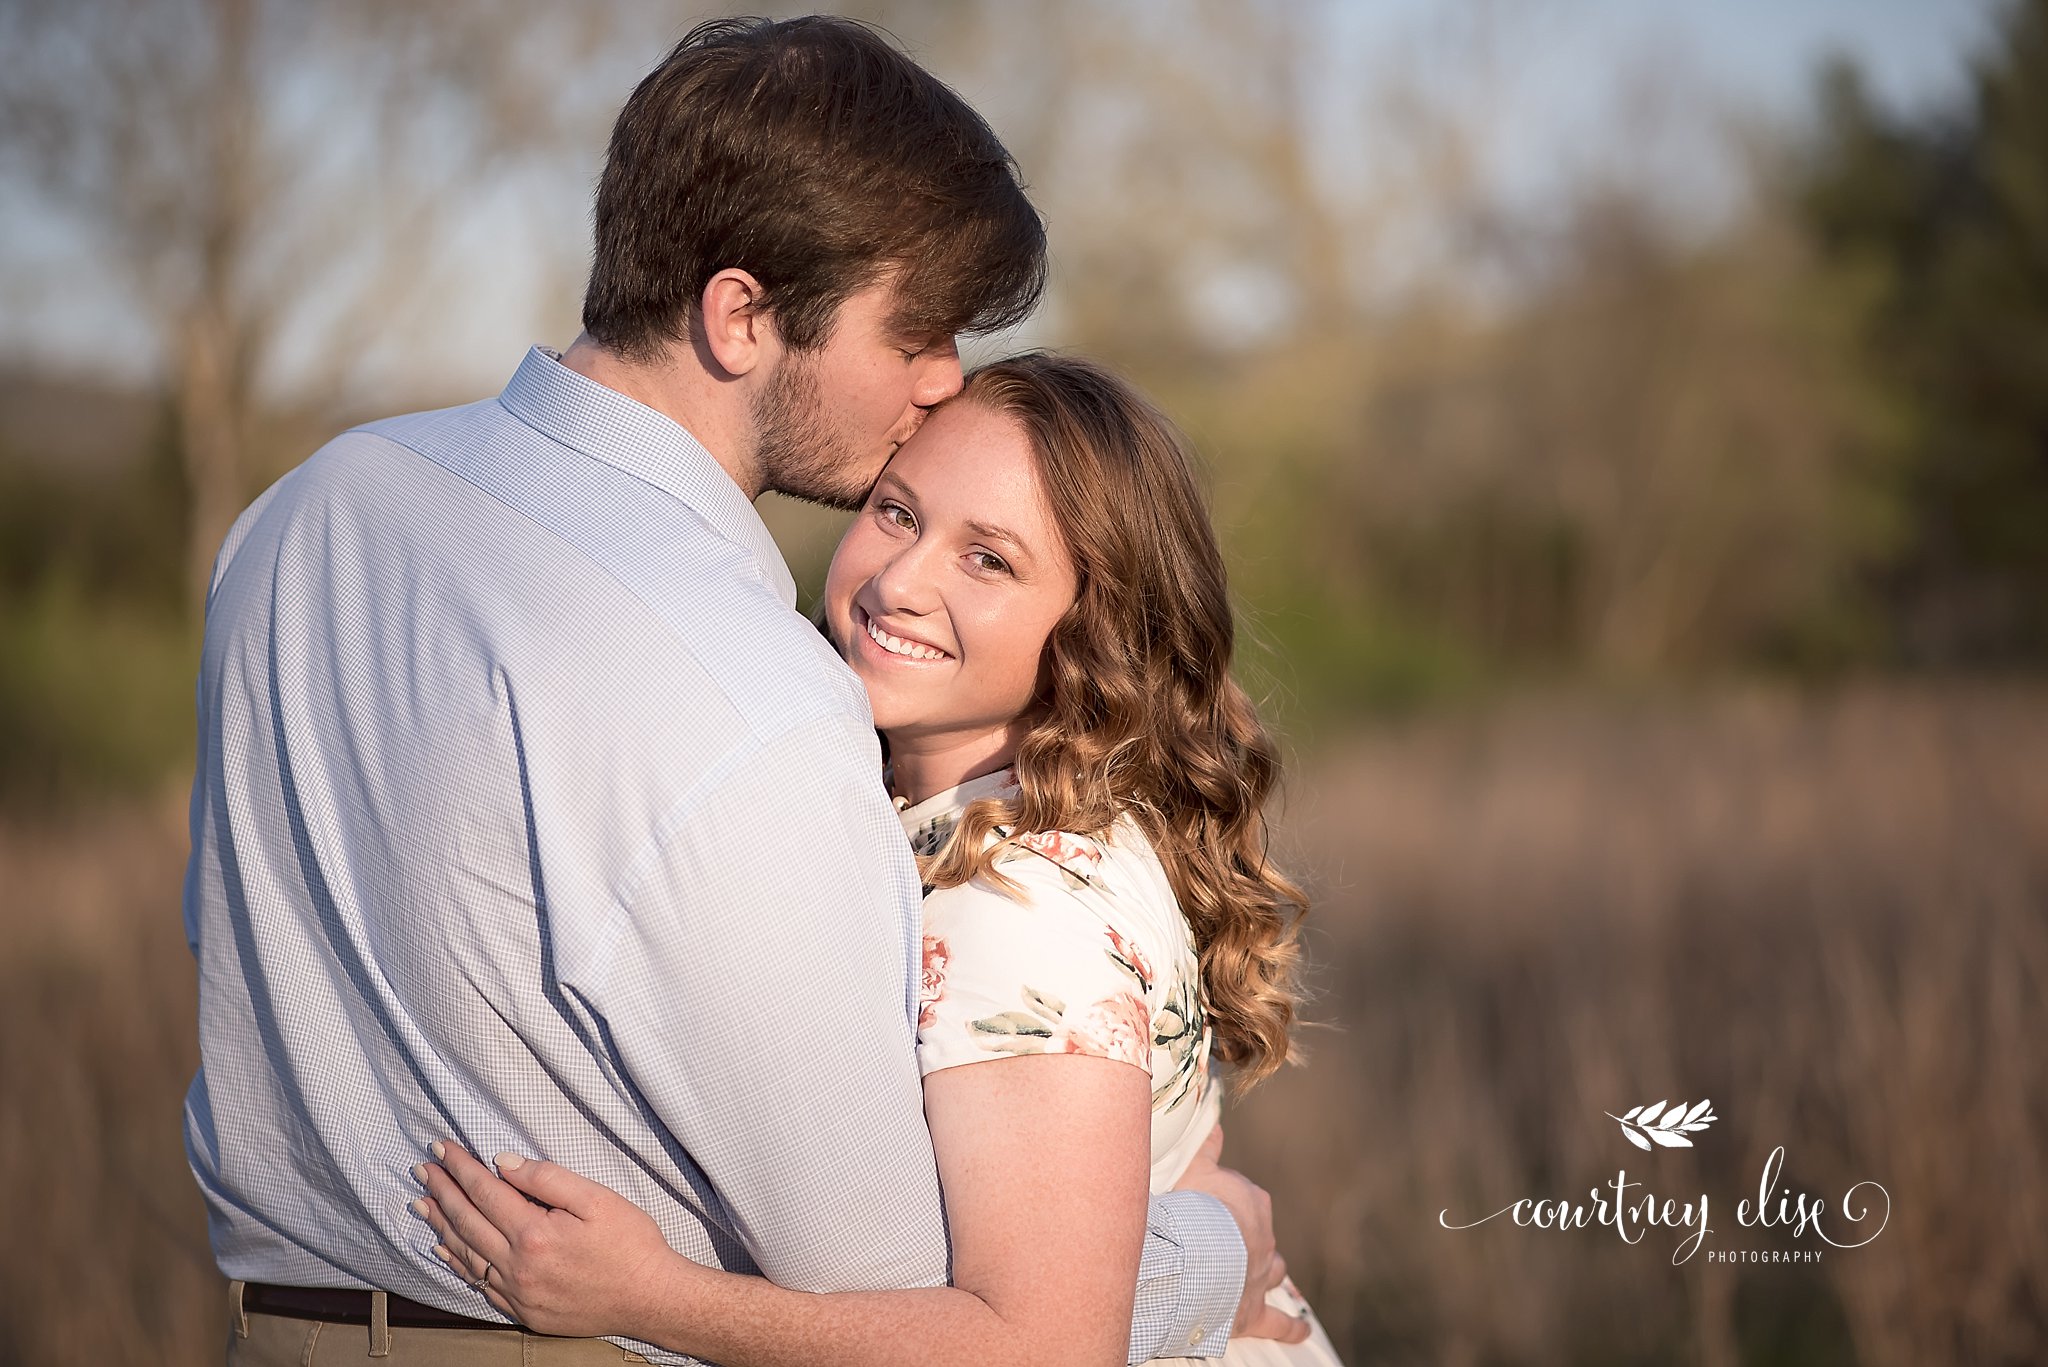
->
<box><xmin>410</xmin><ymin>1197</ymin><xmax>429</xmax><ymax>1217</ymax></box>
<box><xmin>433</xmin><ymin>1245</ymin><xmax>451</xmax><ymax>1263</ymax></box>
<box><xmin>410</xmin><ymin>1164</ymin><xmax>427</xmax><ymax>1185</ymax></box>
<box><xmin>430</xmin><ymin>1141</ymin><xmax>446</xmax><ymax>1160</ymax></box>
<box><xmin>495</xmin><ymin>1152</ymin><xmax>525</xmax><ymax>1171</ymax></box>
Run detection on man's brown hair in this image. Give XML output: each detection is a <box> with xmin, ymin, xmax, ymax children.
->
<box><xmin>583</xmin><ymin>15</ymin><xmax>1046</xmax><ymax>360</ymax></box>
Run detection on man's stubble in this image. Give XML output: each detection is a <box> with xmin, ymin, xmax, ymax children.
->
<box><xmin>751</xmin><ymin>349</ymin><xmax>879</xmax><ymax>513</ymax></box>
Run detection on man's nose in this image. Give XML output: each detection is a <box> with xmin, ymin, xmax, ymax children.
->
<box><xmin>912</xmin><ymin>338</ymin><xmax>964</xmax><ymax>409</ymax></box>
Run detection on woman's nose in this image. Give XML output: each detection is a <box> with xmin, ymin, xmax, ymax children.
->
<box><xmin>871</xmin><ymin>539</ymin><xmax>943</xmax><ymax>616</ymax></box>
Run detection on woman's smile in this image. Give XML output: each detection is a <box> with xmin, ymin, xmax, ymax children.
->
<box><xmin>855</xmin><ymin>604</ymin><xmax>954</xmax><ymax>663</ymax></box>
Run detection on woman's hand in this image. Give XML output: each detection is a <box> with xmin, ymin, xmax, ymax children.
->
<box><xmin>412</xmin><ymin>1140</ymin><xmax>686</xmax><ymax>1339</ymax></box>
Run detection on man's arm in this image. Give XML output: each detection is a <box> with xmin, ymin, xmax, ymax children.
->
<box><xmin>577</xmin><ymin>711</ymin><xmax>951</xmax><ymax>1292</ymax></box>
<box><xmin>1132</xmin><ymin>1191</ymin><xmax>1245</xmax><ymax>1359</ymax></box>
<box><xmin>1171</xmin><ymin>1127</ymin><xmax>1312</xmax><ymax>1352</ymax></box>
<box><xmin>421</xmin><ymin>1056</ymin><xmax>1156</xmax><ymax>1366</ymax></box>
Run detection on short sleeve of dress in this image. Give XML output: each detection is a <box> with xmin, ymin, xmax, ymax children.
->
<box><xmin>916</xmin><ymin>838</ymin><xmax>1156</xmax><ymax>1079</ymax></box>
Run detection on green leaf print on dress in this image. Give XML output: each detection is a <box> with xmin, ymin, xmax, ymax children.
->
<box><xmin>970</xmin><ymin>985</ymin><xmax>1153</xmax><ymax>1069</ymax></box>
<box><xmin>1104</xmin><ymin>922</ymin><xmax>1206</xmax><ymax>1111</ymax></box>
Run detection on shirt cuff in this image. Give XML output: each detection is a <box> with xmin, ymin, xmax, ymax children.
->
<box><xmin>1129</xmin><ymin>1190</ymin><xmax>1246</xmax><ymax>1362</ymax></box>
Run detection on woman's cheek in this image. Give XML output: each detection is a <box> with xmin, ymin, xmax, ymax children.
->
<box><xmin>997</xmin><ymin>626</ymin><xmax>1050</xmax><ymax>712</ymax></box>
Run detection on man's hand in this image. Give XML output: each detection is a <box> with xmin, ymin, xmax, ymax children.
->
<box><xmin>1173</xmin><ymin>1126</ymin><xmax>1310</xmax><ymax>1344</ymax></box>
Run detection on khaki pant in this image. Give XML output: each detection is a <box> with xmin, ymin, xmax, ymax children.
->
<box><xmin>225</xmin><ymin>1282</ymin><xmax>649</xmax><ymax>1365</ymax></box>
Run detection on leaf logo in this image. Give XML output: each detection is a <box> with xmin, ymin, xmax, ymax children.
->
<box><xmin>1607</xmin><ymin>1099</ymin><xmax>1716</xmax><ymax>1150</ymax></box>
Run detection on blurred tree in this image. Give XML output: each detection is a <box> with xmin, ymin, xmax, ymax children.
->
<box><xmin>1381</xmin><ymin>185</ymin><xmax>1897</xmax><ymax>676</ymax></box>
<box><xmin>846</xmin><ymin>0</ymin><xmax>1904</xmax><ymax>693</ymax></box>
<box><xmin>0</xmin><ymin>0</ymin><xmax>619</xmax><ymax>607</ymax></box>
<box><xmin>1801</xmin><ymin>0</ymin><xmax>2048</xmax><ymax>664</ymax></box>
<box><xmin>850</xmin><ymin>0</ymin><xmax>1507</xmax><ymax>367</ymax></box>
<box><xmin>4</xmin><ymin>0</ymin><xmax>2025</xmax><ymax>774</ymax></box>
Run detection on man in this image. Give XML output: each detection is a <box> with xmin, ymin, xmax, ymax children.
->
<box><xmin>184</xmin><ymin>16</ymin><xmax>1301</xmax><ymax>1364</ymax></box>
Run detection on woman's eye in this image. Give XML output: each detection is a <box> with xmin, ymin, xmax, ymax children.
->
<box><xmin>877</xmin><ymin>501</ymin><xmax>916</xmax><ymax>531</ymax></box>
<box><xmin>969</xmin><ymin>550</ymin><xmax>1011</xmax><ymax>575</ymax></box>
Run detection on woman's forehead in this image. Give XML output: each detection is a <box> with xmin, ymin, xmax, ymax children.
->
<box><xmin>887</xmin><ymin>403</ymin><xmax>1041</xmax><ymax>513</ymax></box>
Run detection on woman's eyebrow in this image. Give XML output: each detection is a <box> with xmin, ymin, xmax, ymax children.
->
<box><xmin>966</xmin><ymin>519</ymin><xmax>1038</xmax><ymax>568</ymax></box>
<box><xmin>966</xmin><ymin>519</ymin><xmax>1025</xmax><ymax>549</ymax></box>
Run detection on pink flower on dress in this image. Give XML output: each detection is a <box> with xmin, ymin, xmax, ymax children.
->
<box><xmin>1058</xmin><ymin>991</ymin><xmax>1153</xmax><ymax>1069</ymax></box>
<box><xmin>1105</xmin><ymin>926</ymin><xmax>1153</xmax><ymax>988</ymax></box>
<box><xmin>1015</xmin><ymin>829</ymin><xmax>1103</xmax><ymax>882</ymax></box>
<box><xmin>918</xmin><ymin>934</ymin><xmax>950</xmax><ymax>1032</ymax></box>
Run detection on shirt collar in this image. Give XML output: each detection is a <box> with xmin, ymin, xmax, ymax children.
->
<box><xmin>497</xmin><ymin>346</ymin><xmax>798</xmax><ymax>608</ymax></box>
<box><xmin>893</xmin><ymin>766</ymin><xmax>1020</xmax><ymax>856</ymax></box>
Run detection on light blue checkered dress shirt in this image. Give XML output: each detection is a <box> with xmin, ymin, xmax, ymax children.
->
<box><xmin>182</xmin><ymin>346</ymin><xmax>1244</xmax><ymax>1362</ymax></box>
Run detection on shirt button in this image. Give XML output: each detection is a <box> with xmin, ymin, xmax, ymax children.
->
<box><xmin>1188</xmin><ymin>1326</ymin><xmax>1205</xmax><ymax>1347</ymax></box>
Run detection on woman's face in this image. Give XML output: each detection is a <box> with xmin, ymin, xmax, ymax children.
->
<box><xmin>823</xmin><ymin>399</ymin><xmax>1079</xmax><ymax>745</ymax></box>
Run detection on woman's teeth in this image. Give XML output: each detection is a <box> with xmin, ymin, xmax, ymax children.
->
<box><xmin>867</xmin><ymin>616</ymin><xmax>947</xmax><ymax>661</ymax></box>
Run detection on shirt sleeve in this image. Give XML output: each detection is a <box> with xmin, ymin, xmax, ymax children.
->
<box><xmin>917</xmin><ymin>856</ymin><xmax>1155</xmax><ymax>1077</ymax></box>
<box><xmin>1133</xmin><ymin>1191</ymin><xmax>1245</xmax><ymax>1360</ymax></box>
<box><xmin>578</xmin><ymin>710</ymin><xmax>951</xmax><ymax>1294</ymax></box>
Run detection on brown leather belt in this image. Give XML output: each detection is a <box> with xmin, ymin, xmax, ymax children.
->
<box><xmin>242</xmin><ymin>1281</ymin><xmax>518</xmax><ymax>1331</ymax></box>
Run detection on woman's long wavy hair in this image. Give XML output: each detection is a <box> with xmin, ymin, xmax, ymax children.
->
<box><xmin>919</xmin><ymin>352</ymin><xmax>1307</xmax><ymax>1089</ymax></box>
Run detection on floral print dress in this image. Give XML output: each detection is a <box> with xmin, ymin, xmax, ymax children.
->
<box><xmin>898</xmin><ymin>768</ymin><xmax>1344</xmax><ymax>1367</ymax></box>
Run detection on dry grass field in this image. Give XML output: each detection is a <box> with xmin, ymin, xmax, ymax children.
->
<box><xmin>1241</xmin><ymin>682</ymin><xmax>2048</xmax><ymax>1366</ymax></box>
<box><xmin>2</xmin><ymin>683</ymin><xmax>2042</xmax><ymax>1365</ymax></box>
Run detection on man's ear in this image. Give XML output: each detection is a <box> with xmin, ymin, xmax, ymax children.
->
<box><xmin>699</xmin><ymin>268</ymin><xmax>776</xmax><ymax>378</ymax></box>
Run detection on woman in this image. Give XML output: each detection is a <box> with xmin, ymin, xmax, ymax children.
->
<box><xmin>411</xmin><ymin>354</ymin><xmax>1343</xmax><ymax>1365</ymax></box>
